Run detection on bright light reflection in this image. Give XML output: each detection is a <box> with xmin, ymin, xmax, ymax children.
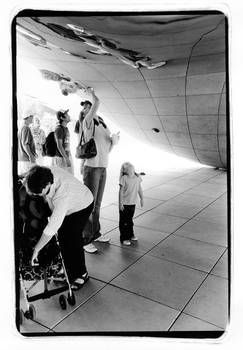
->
<box><xmin>17</xmin><ymin>60</ymin><xmax>204</xmax><ymax>177</ymax></box>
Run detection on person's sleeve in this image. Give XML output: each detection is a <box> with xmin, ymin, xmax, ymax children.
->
<box><xmin>43</xmin><ymin>200</ymin><xmax>68</xmax><ymax>237</ymax></box>
<box><xmin>119</xmin><ymin>176</ymin><xmax>125</xmax><ymax>186</ymax></box>
<box><xmin>55</xmin><ymin>126</ymin><xmax>64</xmax><ymax>140</ymax></box>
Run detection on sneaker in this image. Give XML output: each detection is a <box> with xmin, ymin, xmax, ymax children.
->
<box><xmin>122</xmin><ymin>240</ymin><xmax>131</xmax><ymax>246</ymax></box>
<box><xmin>131</xmin><ymin>236</ymin><xmax>138</xmax><ymax>241</ymax></box>
<box><xmin>83</xmin><ymin>243</ymin><xmax>98</xmax><ymax>253</ymax></box>
<box><xmin>94</xmin><ymin>235</ymin><xmax>110</xmax><ymax>243</ymax></box>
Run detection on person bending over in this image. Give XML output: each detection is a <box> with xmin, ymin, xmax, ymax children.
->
<box><xmin>25</xmin><ymin>165</ymin><xmax>94</xmax><ymax>290</ymax></box>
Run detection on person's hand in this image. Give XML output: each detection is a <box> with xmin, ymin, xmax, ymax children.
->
<box><xmin>140</xmin><ymin>198</ymin><xmax>144</xmax><ymax>207</ymax></box>
<box><xmin>111</xmin><ymin>132</ymin><xmax>120</xmax><ymax>145</ymax></box>
<box><xmin>31</xmin><ymin>248</ymin><xmax>39</xmax><ymax>266</ymax></box>
<box><xmin>119</xmin><ymin>203</ymin><xmax>124</xmax><ymax>211</ymax></box>
<box><xmin>30</xmin><ymin>156</ymin><xmax>36</xmax><ymax>163</ymax></box>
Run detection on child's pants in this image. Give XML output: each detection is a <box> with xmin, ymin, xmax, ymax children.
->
<box><xmin>119</xmin><ymin>204</ymin><xmax>136</xmax><ymax>242</ymax></box>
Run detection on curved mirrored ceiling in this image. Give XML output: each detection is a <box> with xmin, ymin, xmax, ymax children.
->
<box><xmin>15</xmin><ymin>11</ymin><xmax>228</xmax><ymax>168</ymax></box>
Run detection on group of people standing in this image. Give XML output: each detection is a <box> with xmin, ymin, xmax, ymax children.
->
<box><xmin>18</xmin><ymin>88</ymin><xmax>144</xmax><ymax>291</ymax></box>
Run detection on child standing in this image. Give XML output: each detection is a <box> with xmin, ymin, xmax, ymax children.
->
<box><xmin>119</xmin><ymin>162</ymin><xmax>144</xmax><ymax>246</ymax></box>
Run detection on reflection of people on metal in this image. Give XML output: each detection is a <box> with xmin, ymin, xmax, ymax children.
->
<box><xmin>68</xmin><ymin>24</ymin><xmax>166</xmax><ymax>69</ymax></box>
<box><xmin>39</xmin><ymin>69</ymin><xmax>85</xmax><ymax>96</ymax></box>
<box><xmin>31</xmin><ymin>116</ymin><xmax>46</xmax><ymax>165</ymax></box>
<box><xmin>18</xmin><ymin>115</ymin><xmax>37</xmax><ymax>175</ymax></box>
<box><xmin>99</xmin><ymin>38</ymin><xmax>166</xmax><ymax>69</ymax></box>
<box><xmin>52</xmin><ymin>110</ymin><xmax>74</xmax><ymax>174</ymax></box>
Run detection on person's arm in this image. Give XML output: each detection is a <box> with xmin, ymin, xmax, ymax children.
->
<box><xmin>31</xmin><ymin>232</ymin><xmax>53</xmax><ymax>265</ymax></box>
<box><xmin>31</xmin><ymin>200</ymin><xmax>67</xmax><ymax>265</ymax></box>
<box><xmin>138</xmin><ymin>183</ymin><xmax>144</xmax><ymax>207</ymax></box>
<box><xmin>54</xmin><ymin>130</ymin><xmax>71</xmax><ymax>167</ymax></box>
<box><xmin>119</xmin><ymin>185</ymin><xmax>124</xmax><ymax>211</ymax></box>
<box><xmin>84</xmin><ymin>89</ymin><xmax>100</xmax><ymax>127</ymax></box>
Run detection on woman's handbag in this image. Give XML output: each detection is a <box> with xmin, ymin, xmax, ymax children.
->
<box><xmin>75</xmin><ymin>122</ymin><xmax>97</xmax><ymax>159</ymax></box>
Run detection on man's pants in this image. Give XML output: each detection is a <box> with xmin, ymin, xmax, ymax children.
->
<box><xmin>57</xmin><ymin>202</ymin><xmax>93</xmax><ymax>283</ymax></box>
<box><xmin>82</xmin><ymin>166</ymin><xmax>107</xmax><ymax>244</ymax></box>
<box><xmin>119</xmin><ymin>205</ymin><xmax>136</xmax><ymax>242</ymax></box>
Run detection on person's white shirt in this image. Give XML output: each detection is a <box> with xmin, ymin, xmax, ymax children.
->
<box><xmin>43</xmin><ymin>166</ymin><xmax>93</xmax><ymax>237</ymax></box>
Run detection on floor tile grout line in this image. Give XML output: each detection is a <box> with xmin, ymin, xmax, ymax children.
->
<box><xmin>49</xmin><ymin>283</ymin><xmax>110</xmax><ymax>330</ymax></box>
<box><xmin>141</xmin><ymin>168</ymin><xmax>226</xmax><ymax>194</ymax></box>
<box><xmin>172</xmin><ymin>231</ymin><xmax>228</xmax><ymax>249</ymax></box>
<box><xmin>178</xmin><ymin>311</ymin><xmax>225</xmax><ymax>330</ymax></box>
<box><xmin>138</xmin><ymin>184</ymin><xmax>227</xmax><ymax>222</ymax></box>
<box><xmin>89</xmin><ymin>276</ymin><xmax>183</xmax><ymax>314</ymax></box>
<box><xmin>147</xmin><ymin>250</ymin><xmax>228</xmax><ymax>277</ymax></box>
<box><xmin>26</xmin><ymin>318</ymin><xmax>53</xmax><ymax>332</ymax></box>
<box><xmin>167</xmin><ymin>247</ymin><xmax>228</xmax><ymax>331</ymax></box>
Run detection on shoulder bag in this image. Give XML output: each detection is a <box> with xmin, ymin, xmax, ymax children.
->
<box><xmin>75</xmin><ymin>121</ymin><xmax>97</xmax><ymax>159</ymax></box>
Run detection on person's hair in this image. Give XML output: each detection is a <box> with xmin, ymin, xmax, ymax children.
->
<box><xmin>61</xmin><ymin>89</ymin><xmax>69</xmax><ymax>96</ymax></box>
<box><xmin>57</xmin><ymin>110</ymin><xmax>69</xmax><ymax>123</ymax></box>
<box><xmin>26</xmin><ymin>166</ymin><xmax>54</xmax><ymax>194</ymax></box>
<box><xmin>80</xmin><ymin>100</ymin><xmax>92</xmax><ymax>107</ymax></box>
<box><xmin>119</xmin><ymin>162</ymin><xmax>138</xmax><ymax>181</ymax></box>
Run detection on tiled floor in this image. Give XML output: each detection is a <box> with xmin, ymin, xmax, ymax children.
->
<box><xmin>18</xmin><ymin>165</ymin><xmax>229</xmax><ymax>337</ymax></box>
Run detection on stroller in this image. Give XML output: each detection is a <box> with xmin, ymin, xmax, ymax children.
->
<box><xmin>17</xmin><ymin>179</ymin><xmax>76</xmax><ymax>325</ymax></box>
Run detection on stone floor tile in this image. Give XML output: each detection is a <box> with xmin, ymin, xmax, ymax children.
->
<box><xmin>169</xmin><ymin>313</ymin><xmax>223</xmax><ymax>331</ymax></box>
<box><xmin>53</xmin><ymin>285</ymin><xmax>180</xmax><ymax>332</ymax></box>
<box><xmin>149</xmin><ymin>235</ymin><xmax>226</xmax><ymax>272</ymax></box>
<box><xmin>175</xmin><ymin>217</ymin><xmax>227</xmax><ymax>247</ymax></box>
<box><xmin>183</xmin><ymin>275</ymin><xmax>228</xmax><ymax>328</ymax></box>
<box><xmin>134</xmin><ymin>211</ymin><xmax>187</xmax><ymax>233</ymax></box>
<box><xmin>112</xmin><ymin>254</ymin><xmax>207</xmax><ymax>310</ymax></box>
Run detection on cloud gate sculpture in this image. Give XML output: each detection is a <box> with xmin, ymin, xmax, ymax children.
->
<box><xmin>14</xmin><ymin>11</ymin><xmax>228</xmax><ymax>169</ymax></box>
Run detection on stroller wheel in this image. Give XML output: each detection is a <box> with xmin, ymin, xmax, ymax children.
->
<box><xmin>59</xmin><ymin>294</ymin><xmax>67</xmax><ymax>310</ymax></box>
<box><xmin>25</xmin><ymin>304</ymin><xmax>36</xmax><ymax>320</ymax></box>
<box><xmin>67</xmin><ymin>291</ymin><xmax>76</xmax><ymax>306</ymax></box>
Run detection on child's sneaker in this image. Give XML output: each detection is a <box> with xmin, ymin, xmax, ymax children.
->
<box><xmin>131</xmin><ymin>235</ymin><xmax>138</xmax><ymax>241</ymax></box>
<box><xmin>122</xmin><ymin>240</ymin><xmax>131</xmax><ymax>246</ymax></box>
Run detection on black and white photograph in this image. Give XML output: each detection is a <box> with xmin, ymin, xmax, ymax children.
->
<box><xmin>10</xmin><ymin>6</ymin><xmax>232</xmax><ymax>342</ymax></box>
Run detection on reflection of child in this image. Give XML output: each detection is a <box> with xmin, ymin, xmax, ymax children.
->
<box><xmin>119</xmin><ymin>162</ymin><xmax>144</xmax><ymax>246</ymax></box>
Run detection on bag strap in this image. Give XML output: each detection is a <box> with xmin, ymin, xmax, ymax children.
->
<box><xmin>79</xmin><ymin>120</ymin><xmax>95</xmax><ymax>146</ymax></box>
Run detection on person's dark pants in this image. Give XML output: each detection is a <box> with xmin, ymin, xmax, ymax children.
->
<box><xmin>57</xmin><ymin>202</ymin><xmax>93</xmax><ymax>283</ymax></box>
<box><xmin>119</xmin><ymin>205</ymin><xmax>136</xmax><ymax>242</ymax></box>
<box><xmin>82</xmin><ymin>166</ymin><xmax>107</xmax><ymax>244</ymax></box>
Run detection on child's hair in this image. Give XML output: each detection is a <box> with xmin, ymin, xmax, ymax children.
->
<box><xmin>119</xmin><ymin>162</ymin><xmax>138</xmax><ymax>181</ymax></box>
